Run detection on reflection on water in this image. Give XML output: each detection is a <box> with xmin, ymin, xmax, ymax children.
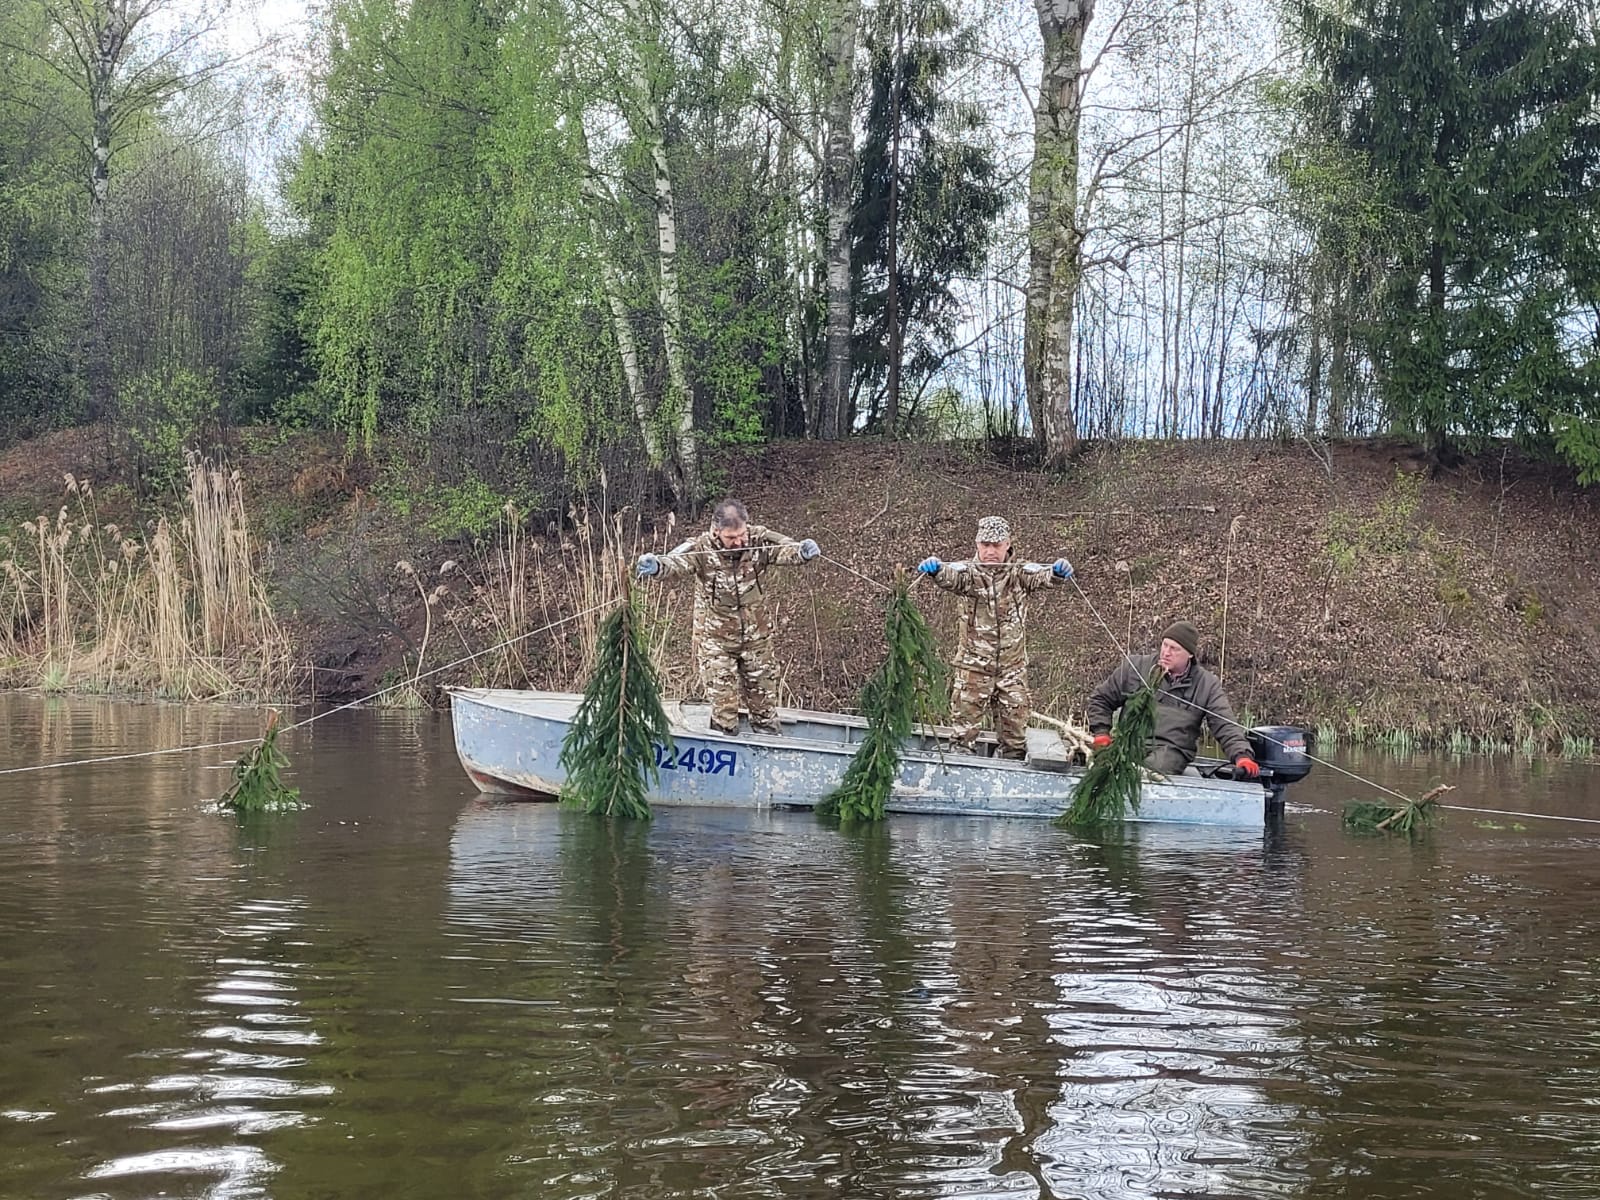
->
<box><xmin>3</xmin><ymin>693</ymin><xmax>1600</xmax><ymax>1198</ymax></box>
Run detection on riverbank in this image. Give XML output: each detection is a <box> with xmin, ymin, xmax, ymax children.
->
<box><xmin>3</xmin><ymin>427</ymin><xmax>1597</xmax><ymax>749</ymax></box>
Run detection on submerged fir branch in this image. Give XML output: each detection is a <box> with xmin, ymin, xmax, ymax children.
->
<box><xmin>219</xmin><ymin>712</ymin><xmax>301</xmax><ymax>812</ymax></box>
<box><xmin>1343</xmin><ymin>784</ymin><xmax>1453</xmax><ymax>836</ymax></box>
<box><xmin>819</xmin><ymin>577</ymin><xmax>948</xmax><ymax>824</ymax></box>
<box><xmin>559</xmin><ymin>589</ymin><xmax>672</xmax><ymax>820</ymax></box>
<box><xmin>1057</xmin><ymin>666</ymin><xmax>1163</xmax><ymax>827</ymax></box>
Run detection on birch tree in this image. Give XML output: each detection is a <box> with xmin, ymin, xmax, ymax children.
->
<box><xmin>819</xmin><ymin>0</ymin><xmax>860</xmax><ymax>439</ymax></box>
<box><xmin>1026</xmin><ymin>0</ymin><xmax>1093</xmax><ymax>465</ymax></box>
<box><xmin>0</xmin><ymin>0</ymin><xmax>238</xmax><ymax>423</ymax></box>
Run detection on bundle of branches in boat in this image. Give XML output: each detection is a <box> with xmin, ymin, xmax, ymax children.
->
<box><xmin>1056</xmin><ymin>665</ymin><xmax>1164</xmax><ymax>827</ymax></box>
<box><xmin>559</xmin><ymin>588</ymin><xmax>672</xmax><ymax>820</ymax></box>
<box><xmin>819</xmin><ymin>576</ymin><xmax>947</xmax><ymax>824</ymax></box>
<box><xmin>219</xmin><ymin>712</ymin><xmax>301</xmax><ymax>812</ymax></box>
<box><xmin>1344</xmin><ymin>784</ymin><xmax>1454</xmax><ymax>835</ymax></box>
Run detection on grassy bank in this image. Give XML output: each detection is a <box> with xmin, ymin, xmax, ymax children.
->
<box><xmin>2</xmin><ymin>429</ymin><xmax>1597</xmax><ymax>753</ymax></box>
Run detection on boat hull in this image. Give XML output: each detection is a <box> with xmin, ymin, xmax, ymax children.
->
<box><xmin>449</xmin><ymin>688</ymin><xmax>1272</xmax><ymax>827</ymax></box>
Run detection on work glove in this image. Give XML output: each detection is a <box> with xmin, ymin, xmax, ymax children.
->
<box><xmin>918</xmin><ymin>557</ymin><xmax>941</xmax><ymax>575</ymax></box>
<box><xmin>1234</xmin><ymin>755</ymin><xmax>1261</xmax><ymax>779</ymax></box>
<box><xmin>1052</xmin><ymin>558</ymin><xmax>1074</xmax><ymax>579</ymax></box>
<box><xmin>798</xmin><ymin>538</ymin><xmax>820</xmax><ymax>561</ymax></box>
<box><xmin>1091</xmin><ymin>733</ymin><xmax>1112</xmax><ymax>750</ymax></box>
<box><xmin>636</xmin><ymin>553</ymin><xmax>661</xmax><ymax>578</ymax></box>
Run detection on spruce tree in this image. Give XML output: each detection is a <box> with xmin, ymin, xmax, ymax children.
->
<box><xmin>849</xmin><ymin>0</ymin><xmax>1006</xmax><ymax>430</ymax></box>
<box><xmin>1289</xmin><ymin>0</ymin><xmax>1600</xmax><ymax>472</ymax></box>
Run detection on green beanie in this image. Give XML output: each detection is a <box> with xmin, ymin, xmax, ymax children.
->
<box><xmin>1161</xmin><ymin>620</ymin><xmax>1200</xmax><ymax>659</ymax></box>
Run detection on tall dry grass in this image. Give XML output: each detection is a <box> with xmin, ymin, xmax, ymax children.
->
<box><xmin>0</xmin><ymin>457</ymin><xmax>297</xmax><ymax>699</ymax></box>
<box><xmin>441</xmin><ymin>491</ymin><xmax>685</xmax><ymax>694</ymax></box>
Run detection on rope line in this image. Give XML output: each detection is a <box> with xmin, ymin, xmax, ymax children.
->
<box><xmin>819</xmin><ymin>554</ymin><xmax>893</xmax><ymax>594</ymax></box>
<box><xmin>1431</xmin><ymin>802</ymin><xmax>1600</xmax><ymax>827</ymax></box>
<box><xmin>0</xmin><ymin>598</ymin><xmax>617</xmax><ymax>778</ymax></box>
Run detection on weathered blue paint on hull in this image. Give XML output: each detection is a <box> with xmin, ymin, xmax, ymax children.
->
<box><xmin>448</xmin><ymin>688</ymin><xmax>1272</xmax><ymax>827</ymax></box>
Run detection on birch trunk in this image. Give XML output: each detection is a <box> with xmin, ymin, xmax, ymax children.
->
<box><xmin>86</xmin><ymin>1</ymin><xmax>133</xmax><ymax>425</ymax></box>
<box><xmin>1027</xmin><ymin>0</ymin><xmax>1093</xmax><ymax>467</ymax></box>
<box><xmin>819</xmin><ymin>0</ymin><xmax>859</xmax><ymax>440</ymax></box>
<box><xmin>581</xmin><ymin>176</ymin><xmax>677</xmax><ymax>494</ymax></box>
<box><xmin>618</xmin><ymin>0</ymin><xmax>701</xmax><ymax>500</ymax></box>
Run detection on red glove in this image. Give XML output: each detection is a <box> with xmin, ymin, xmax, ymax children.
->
<box><xmin>1234</xmin><ymin>755</ymin><xmax>1261</xmax><ymax>779</ymax></box>
<box><xmin>1092</xmin><ymin>734</ymin><xmax>1112</xmax><ymax>750</ymax></box>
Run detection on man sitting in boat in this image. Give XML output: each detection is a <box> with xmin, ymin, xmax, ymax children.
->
<box><xmin>917</xmin><ymin>515</ymin><xmax>1074</xmax><ymax>759</ymax></box>
<box><xmin>1085</xmin><ymin>620</ymin><xmax>1261</xmax><ymax>778</ymax></box>
<box><xmin>637</xmin><ymin>499</ymin><xmax>820</xmax><ymax>735</ymax></box>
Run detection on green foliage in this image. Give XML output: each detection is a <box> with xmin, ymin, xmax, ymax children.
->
<box><xmin>0</xmin><ymin>8</ymin><xmax>84</xmax><ymax>445</ymax></box>
<box><xmin>1323</xmin><ymin>468</ymin><xmax>1424</xmax><ymax>573</ymax></box>
<box><xmin>1287</xmin><ymin>0</ymin><xmax>1600</xmax><ymax>463</ymax></box>
<box><xmin>219</xmin><ymin>717</ymin><xmax>302</xmax><ymax>812</ymax></box>
<box><xmin>1057</xmin><ymin>666</ymin><xmax>1161</xmax><ymax>827</ymax></box>
<box><xmin>559</xmin><ymin>592</ymin><xmax>672</xmax><ymax>820</ymax></box>
<box><xmin>819</xmin><ymin>579</ymin><xmax>947</xmax><ymax>824</ymax></box>
<box><xmin>117</xmin><ymin>368</ymin><xmax>220</xmax><ymax>490</ymax></box>
<box><xmin>424</xmin><ymin>477</ymin><xmax>510</xmax><ymax>541</ymax></box>
<box><xmin>850</xmin><ymin>0</ymin><xmax>1006</xmax><ymax>425</ymax></box>
<box><xmin>292</xmin><ymin>0</ymin><xmax>622</xmax><ymax>474</ymax></box>
<box><xmin>1343</xmin><ymin>797</ymin><xmax>1436</xmax><ymax>836</ymax></box>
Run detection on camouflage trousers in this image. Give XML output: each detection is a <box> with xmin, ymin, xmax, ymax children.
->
<box><xmin>950</xmin><ymin>662</ymin><xmax>1030</xmax><ymax>759</ymax></box>
<box><xmin>699</xmin><ymin>637</ymin><xmax>779</xmax><ymax>733</ymax></box>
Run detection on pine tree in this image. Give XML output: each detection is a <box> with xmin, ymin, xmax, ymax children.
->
<box><xmin>559</xmin><ymin>591</ymin><xmax>672</xmax><ymax>820</ymax></box>
<box><xmin>1289</xmin><ymin>0</ymin><xmax>1600</xmax><ymax>471</ymax></box>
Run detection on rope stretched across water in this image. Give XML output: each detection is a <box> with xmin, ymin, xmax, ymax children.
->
<box><xmin>0</xmin><ymin>598</ymin><xmax>618</xmax><ymax>778</ymax></box>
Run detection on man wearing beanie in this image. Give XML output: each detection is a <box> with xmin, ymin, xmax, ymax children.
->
<box><xmin>1085</xmin><ymin>620</ymin><xmax>1261</xmax><ymax>778</ymax></box>
<box><xmin>916</xmin><ymin>515</ymin><xmax>1075</xmax><ymax>759</ymax></box>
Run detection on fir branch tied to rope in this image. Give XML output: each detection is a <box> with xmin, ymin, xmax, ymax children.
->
<box><xmin>1344</xmin><ymin>784</ymin><xmax>1453</xmax><ymax>836</ymax></box>
<box><xmin>818</xmin><ymin>576</ymin><xmax>947</xmax><ymax>824</ymax></box>
<box><xmin>558</xmin><ymin>587</ymin><xmax>673</xmax><ymax>820</ymax></box>
<box><xmin>218</xmin><ymin>712</ymin><xmax>301</xmax><ymax>812</ymax></box>
<box><xmin>1056</xmin><ymin>666</ymin><xmax>1163</xmax><ymax>827</ymax></box>
<box><xmin>816</xmin><ymin>580</ymin><xmax>946</xmax><ymax>824</ymax></box>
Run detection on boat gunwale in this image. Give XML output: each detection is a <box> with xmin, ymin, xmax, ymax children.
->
<box><xmin>446</xmin><ymin>687</ymin><xmax>1266</xmax><ymax>797</ymax></box>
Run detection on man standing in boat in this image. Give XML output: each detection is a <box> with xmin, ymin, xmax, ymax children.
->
<box><xmin>1085</xmin><ymin>620</ymin><xmax>1261</xmax><ymax>778</ymax></box>
<box><xmin>917</xmin><ymin>515</ymin><xmax>1074</xmax><ymax>759</ymax></box>
<box><xmin>637</xmin><ymin>499</ymin><xmax>820</xmax><ymax>735</ymax></box>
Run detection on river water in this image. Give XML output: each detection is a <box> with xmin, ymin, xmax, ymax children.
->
<box><xmin>2</xmin><ymin>694</ymin><xmax>1598</xmax><ymax>1200</ymax></box>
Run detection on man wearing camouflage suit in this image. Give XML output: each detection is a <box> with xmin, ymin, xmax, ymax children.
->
<box><xmin>918</xmin><ymin>515</ymin><xmax>1074</xmax><ymax>759</ymax></box>
<box><xmin>637</xmin><ymin>499</ymin><xmax>821</xmax><ymax>735</ymax></box>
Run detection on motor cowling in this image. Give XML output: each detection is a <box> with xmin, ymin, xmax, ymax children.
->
<box><xmin>1247</xmin><ymin>725</ymin><xmax>1312</xmax><ymax>784</ymax></box>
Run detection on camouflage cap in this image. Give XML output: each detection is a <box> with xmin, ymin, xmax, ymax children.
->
<box><xmin>976</xmin><ymin>515</ymin><xmax>1011</xmax><ymax>543</ymax></box>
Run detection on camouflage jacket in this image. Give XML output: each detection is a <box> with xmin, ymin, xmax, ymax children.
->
<box><xmin>658</xmin><ymin>525</ymin><xmax>808</xmax><ymax>650</ymax></box>
<box><xmin>929</xmin><ymin>559</ymin><xmax>1060</xmax><ymax>671</ymax></box>
<box><xmin>1086</xmin><ymin>653</ymin><xmax>1253</xmax><ymax>762</ymax></box>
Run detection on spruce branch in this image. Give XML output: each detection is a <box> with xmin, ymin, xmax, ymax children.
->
<box><xmin>559</xmin><ymin>588</ymin><xmax>672</xmax><ymax>820</ymax></box>
<box><xmin>1057</xmin><ymin>666</ymin><xmax>1163</xmax><ymax>827</ymax></box>
<box><xmin>820</xmin><ymin>577</ymin><xmax>947</xmax><ymax>824</ymax></box>
<box><xmin>219</xmin><ymin>712</ymin><xmax>301</xmax><ymax>812</ymax></box>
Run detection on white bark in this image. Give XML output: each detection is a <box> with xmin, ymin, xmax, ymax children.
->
<box><xmin>617</xmin><ymin>0</ymin><xmax>701</xmax><ymax>499</ymax></box>
<box><xmin>819</xmin><ymin>0</ymin><xmax>859</xmax><ymax>440</ymax></box>
<box><xmin>580</xmin><ymin>169</ymin><xmax>671</xmax><ymax>486</ymax></box>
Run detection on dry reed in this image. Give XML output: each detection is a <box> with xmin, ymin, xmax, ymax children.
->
<box><xmin>0</xmin><ymin>459</ymin><xmax>297</xmax><ymax>699</ymax></box>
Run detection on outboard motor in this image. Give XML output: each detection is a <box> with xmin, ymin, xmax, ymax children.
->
<box><xmin>1248</xmin><ymin>725</ymin><xmax>1313</xmax><ymax>812</ymax></box>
